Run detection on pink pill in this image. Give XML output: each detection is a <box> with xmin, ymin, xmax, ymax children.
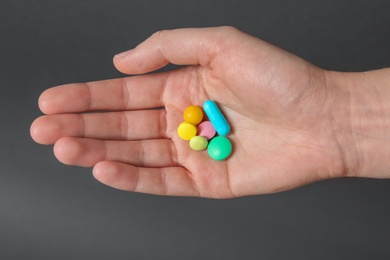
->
<box><xmin>197</xmin><ymin>121</ymin><xmax>216</xmax><ymax>140</ymax></box>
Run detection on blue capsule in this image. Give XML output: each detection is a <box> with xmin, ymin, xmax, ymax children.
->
<box><xmin>203</xmin><ymin>100</ymin><xmax>230</xmax><ymax>136</ymax></box>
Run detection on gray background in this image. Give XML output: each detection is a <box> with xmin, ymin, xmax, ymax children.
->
<box><xmin>1</xmin><ymin>0</ymin><xmax>390</xmax><ymax>259</ymax></box>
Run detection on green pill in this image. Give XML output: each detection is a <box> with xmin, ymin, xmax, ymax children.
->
<box><xmin>190</xmin><ymin>136</ymin><xmax>208</xmax><ymax>151</ymax></box>
<box><xmin>207</xmin><ymin>136</ymin><xmax>232</xmax><ymax>161</ymax></box>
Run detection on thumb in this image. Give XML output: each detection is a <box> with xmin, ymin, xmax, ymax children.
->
<box><xmin>113</xmin><ymin>26</ymin><xmax>240</xmax><ymax>75</ymax></box>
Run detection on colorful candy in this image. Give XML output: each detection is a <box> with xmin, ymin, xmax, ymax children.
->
<box><xmin>190</xmin><ymin>136</ymin><xmax>208</xmax><ymax>151</ymax></box>
<box><xmin>203</xmin><ymin>100</ymin><xmax>230</xmax><ymax>136</ymax></box>
<box><xmin>183</xmin><ymin>105</ymin><xmax>203</xmax><ymax>125</ymax></box>
<box><xmin>197</xmin><ymin>121</ymin><xmax>216</xmax><ymax>140</ymax></box>
<box><xmin>177</xmin><ymin>122</ymin><xmax>197</xmax><ymax>140</ymax></box>
<box><xmin>207</xmin><ymin>136</ymin><xmax>232</xmax><ymax>161</ymax></box>
<box><xmin>177</xmin><ymin>101</ymin><xmax>232</xmax><ymax>160</ymax></box>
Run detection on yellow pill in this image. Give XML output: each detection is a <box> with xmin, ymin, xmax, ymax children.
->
<box><xmin>183</xmin><ymin>106</ymin><xmax>203</xmax><ymax>125</ymax></box>
<box><xmin>177</xmin><ymin>122</ymin><xmax>197</xmax><ymax>140</ymax></box>
<box><xmin>190</xmin><ymin>136</ymin><xmax>208</xmax><ymax>151</ymax></box>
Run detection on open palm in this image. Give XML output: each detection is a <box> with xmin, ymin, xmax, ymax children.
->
<box><xmin>31</xmin><ymin>27</ymin><xmax>346</xmax><ymax>198</ymax></box>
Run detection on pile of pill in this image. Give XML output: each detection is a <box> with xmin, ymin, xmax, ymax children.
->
<box><xmin>177</xmin><ymin>100</ymin><xmax>232</xmax><ymax>160</ymax></box>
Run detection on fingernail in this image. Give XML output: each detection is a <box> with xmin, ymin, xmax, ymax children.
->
<box><xmin>114</xmin><ymin>49</ymin><xmax>134</xmax><ymax>59</ymax></box>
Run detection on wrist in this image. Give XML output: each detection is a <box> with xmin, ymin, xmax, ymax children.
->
<box><xmin>325</xmin><ymin>68</ymin><xmax>390</xmax><ymax>178</ymax></box>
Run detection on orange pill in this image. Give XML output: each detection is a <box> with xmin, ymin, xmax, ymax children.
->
<box><xmin>183</xmin><ymin>106</ymin><xmax>203</xmax><ymax>125</ymax></box>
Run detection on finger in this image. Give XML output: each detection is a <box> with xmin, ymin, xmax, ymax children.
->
<box><xmin>113</xmin><ymin>26</ymin><xmax>240</xmax><ymax>74</ymax></box>
<box><xmin>53</xmin><ymin>137</ymin><xmax>178</xmax><ymax>168</ymax></box>
<box><xmin>39</xmin><ymin>72</ymin><xmax>168</xmax><ymax>114</ymax></box>
<box><xmin>93</xmin><ymin>161</ymin><xmax>199</xmax><ymax>197</ymax></box>
<box><xmin>30</xmin><ymin>109</ymin><xmax>167</xmax><ymax>145</ymax></box>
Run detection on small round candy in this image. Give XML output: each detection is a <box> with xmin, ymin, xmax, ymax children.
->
<box><xmin>183</xmin><ymin>106</ymin><xmax>203</xmax><ymax>125</ymax></box>
<box><xmin>207</xmin><ymin>136</ymin><xmax>232</xmax><ymax>161</ymax></box>
<box><xmin>190</xmin><ymin>136</ymin><xmax>208</xmax><ymax>151</ymax></box>
<box><xmin>177</xmin><ymin>122</ymin><xmax>197</xmax><ymax>140</ymax></box>
<box><xmin>197</xmin><ymin>121</ymin><xmax>216</xmax><ymax>140</ymax></box>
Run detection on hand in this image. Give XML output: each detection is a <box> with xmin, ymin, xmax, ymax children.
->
<box><xmin>30</xmin><ymin>27</ymin><xmax>362</xmax><ymax>198</ymax></box>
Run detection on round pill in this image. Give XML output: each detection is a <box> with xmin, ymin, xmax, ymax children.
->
<box><xmin>177</xmin><ymin>122</ymin><xmax>197</xmax><ymax>140</ymax></box>
<box><xmin>183</xmin><ymin>106</ymin><xmax>203</xmax><ymax>125</ymax></box>
<box><xmin>197</xmin><ymin>121</ymin><xmax>216</xmax><ymax>140</ymax></box>
<box><xmin>190</xmin><ymin>136</ymin><xmax>208</xmax><ymax>151</ymax></box>
<box><xmin>207</xmin><ymin>136</ymin><xmax>232</xmax><ymax>161</ymax></box>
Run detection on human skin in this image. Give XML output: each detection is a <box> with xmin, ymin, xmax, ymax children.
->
<box><xmin>30</xmin><ymin>26</ymin><xmax>390</xmax><ymax>198</ymax></box>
